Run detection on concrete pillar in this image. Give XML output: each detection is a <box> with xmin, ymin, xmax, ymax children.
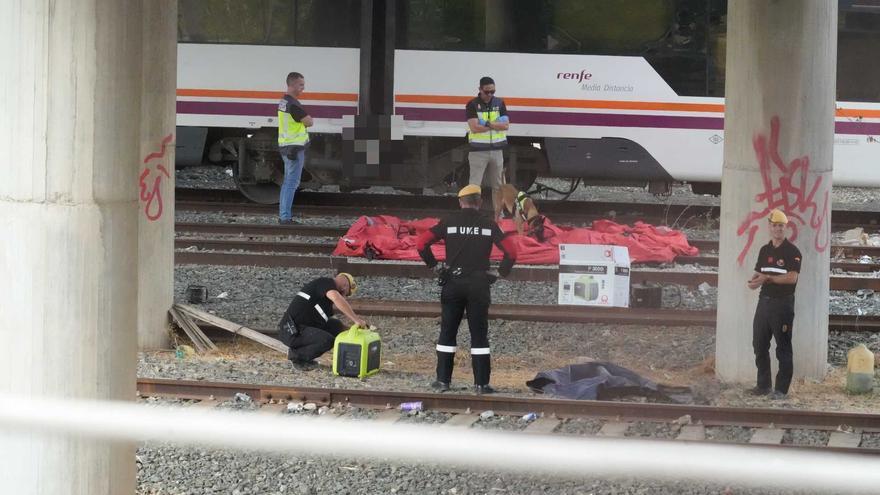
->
<box><xmin>716</xmin><ymin>1</ymin><xmax>836</xmax><ymax>383</ymax></box>
<box><xmin>0</xmin><ymin>1</ymin><xmax>144</xmax><ymax>493</ymax></box>
<box><xmin>138</xmin><ymin>0</ymin><xmax>177</xmax><ymax>350</ymax></box>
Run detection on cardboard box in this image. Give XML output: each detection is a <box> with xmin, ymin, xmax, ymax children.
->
<box><xmin>558</xmin><ymin>244</ymin><xmax>630</xmax><ymax>307</ymax></box>
<box><xmin>611</xmin><ymin>246</ymin><xmax>631</xmax><ymax>308</ymax></box>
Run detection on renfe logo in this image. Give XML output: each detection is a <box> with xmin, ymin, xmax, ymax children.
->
<box><xmin>557</xmin><ymin>70</ymin><xmax>592</xmax><ymax>83</ymax></box>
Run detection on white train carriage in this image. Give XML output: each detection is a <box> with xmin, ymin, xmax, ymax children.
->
<box><xmin>175</xmin><ymin>0</ymin><xmax>880</xmax><ymax>201</ymax></box>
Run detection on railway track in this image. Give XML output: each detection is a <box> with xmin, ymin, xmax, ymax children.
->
<box><xmin>173</xmin><ymin>237</ymin><xmax>880</xmax><ymax>292</ymax></box>
<box><xmin>175</xmin><ymin>237</ymin><xmax>880</xmax><ymax>273</ymax></box>
<box><xmin>343</xmin><ymin>299</ymin><xmax>880</xmax><ymax>331</ymax></box>
<box><xmin>175</xmin><ymin>222</ymin><xmax>880</xmax><ymax>260</ymax></box>
<box><xmin>175</xmin><ymin>187</ymin><xmax>880</xmax><ymax>231</ymax></box>
<box><xmin>137</xmin><ymin>377</ymin><xmax>880</xmax><ymax>455</ymax></box>
<box><xmin>185</xmin><ymin>299</ymin><xmax>878</xmax><ymax>333</ymax></box>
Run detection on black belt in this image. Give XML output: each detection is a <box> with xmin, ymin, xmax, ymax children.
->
<box><xmin>760</xmin><ymin>294</ymin><xmax>794</xmax><ymax>301</ymax></box>
<box><xmin>450</xmin><ymin>268</ymin><xmax>488</xmax><ymax>278</ymax></box>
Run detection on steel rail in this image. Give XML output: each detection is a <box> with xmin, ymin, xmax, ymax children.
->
<box><xmin>177</xmin><ymin>200</ymin><xmax>691</xmax><ymax>227</ymax></box>
<box><xmin>175</xmin><ymin>188</ymin><xmax>880</xmax><ymax>230</ymax></box>
<box><xmin>176</xmin><ymin>221</ymin><xmax>346</xmax><ymax>237</ymax></box>
<box><xmin>175</xmin><ymin>238</ymin><xmax>880</xmax><ymax>272</ymax></box>
<box><xmin>173</xmin><ymin>238</ymin><xmax>878</xmax><ymax>269</ymax></box>
<box><xmin>342</xmin><ymin>299</ymin><xmax>880</xmax><ymax>331</ymax></box>
<box><xmin>173</xmin><ymin>249</ymin><xmax>880</xmax><ymax>291</ymax></box>
<box><xmin>136</xmin><ymin>377</ymin><xmax>880</xmax><ymax>433</ymax></box>
<box><xmin>188</xmin><ymin>300</ymin><xmax>879</xmax><ymax>332</ymax></box>
<box><xmin>175</xmin><ymin>222</ymin><xmax>880</xmax><ymax>260</ymax></box>
<box><xmin>176</xmin><ymin>238</ymin><xmax>333</xmax><ymax>254</ymax></box>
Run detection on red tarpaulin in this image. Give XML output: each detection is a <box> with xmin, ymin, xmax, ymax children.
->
<box><xmin>333</xmin><ymin>215</ymin><xmax>699</xmax><ymax>264</ymax></box>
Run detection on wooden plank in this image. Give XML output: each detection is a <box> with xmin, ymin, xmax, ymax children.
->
<box><xmin>749</xmin><ymin>428</ymin><xmax>784</xmax><ymax>445</ymax></box>
<box><xmin>828</xmin><ymin>431</ymin><xmax>862</xmax><ymax>449</ymax></box>
<box><xmin>598</xmin><ymin>421</ymin><xmax>630</xmax><ymax>437</ymax></box>
<box><xmin>187</xmin><ymin>312</ymin><xmax>218</xmax><ymax>351</ymax></box>
<box><xmin>676</xmin><ymin>425</ymin><xmax>706</xmax><ymax>441</ymax></box>
<box><xmin>169</xmin><ymin>307</ymin><xmax>209</xmax><ymax>353</ymax></box>
<box><xmin>176</xmin><ymin>304</ymin><xmax>288</xmax><ymax>354</ymax></box>
<box><xmin>524</xmin><ymin>417</ymin><xmax>561</xmax><ymax>435</ymax></box>
<box><xmin>443</xmin><ymin>414</ymin><xmax>478</xmax><ymax>428</ymax></box>
<box><xmin>169</xmin><ymin>306</ymin><xmax>217</xmax><ymax>353</ymax></box>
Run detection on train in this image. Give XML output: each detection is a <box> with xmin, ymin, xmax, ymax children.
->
<box><xmin>176</xmin><ymin>0</ymin><xmax>880</xmax><ymax>202</ymax></box>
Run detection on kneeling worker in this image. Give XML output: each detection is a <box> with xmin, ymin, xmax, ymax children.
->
<box><xmin>416</xmin><ymin>184</ymin><xmax>518</xmax><ymax>394</ymax></box>
<box><xmin>278</xmin><ymin>272</ymin><xmax>368</xmax><ymax>367</ymax></box>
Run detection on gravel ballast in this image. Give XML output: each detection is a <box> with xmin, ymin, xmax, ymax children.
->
<box><xmin>154</xmin><ymin>174</ymin><xmax>880</xmax><ymax>494</ymax></box>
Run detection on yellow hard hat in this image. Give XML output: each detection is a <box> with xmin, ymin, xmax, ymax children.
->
<box><xmin>458</xmin><ymin>184</ymin><xmax>481</xmax><ymax>197</ymax></box>
<box><xmin>768</xmin><ymin>209</ymin><xmax>788</xmax><ymax>224</ymax></box>
<box><xmin>339</xmin><ymin>272</ymin><xmax>357</xmax><ymax>295</ymax></box>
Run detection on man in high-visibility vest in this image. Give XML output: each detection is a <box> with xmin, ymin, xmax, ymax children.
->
<box><xmin>465</xmin><ymin>76</ymin><xmax>509</xmax><ymax>221</ymax></box>
<box><xmin>277</xmin><ymin>72</ymin><xmax>313</xmax><ymax>224</ymax></box>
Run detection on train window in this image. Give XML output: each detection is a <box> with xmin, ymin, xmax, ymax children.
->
<box><xmin>837</xmin><ymin>7</ymin><xmax>880</xmax><ymax>102</ymax></box>
<box><xmin>397</xmin><ymin>0</ymin><xmax>727</xmax><ymax>97</ymax></box>
<box><xmin>178</xmin><ymin>0</ymin><xmax>360</xmax><ymax>47</ymax></box>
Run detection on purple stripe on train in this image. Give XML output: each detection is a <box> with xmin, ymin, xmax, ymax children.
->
<box><xmin>395</xmin><ymin>106</ymin><xmax>880</xmax><ymax>135</ymax></box>
<box><xmin>176</xmin><ymin>101</ymin><xmax>356</xmax><ymax>119</ymax></box>
<box><xmin>176</xmin><ymin>101</ymin><xmax>880</xmax><ymax>135</ymax></box>
<box><xmin>396</xmin><ymin>106</ymin><xmax>724</xmax><ymax>130</ymax></box>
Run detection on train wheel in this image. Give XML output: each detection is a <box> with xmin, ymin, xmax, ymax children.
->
<box><xmin>232</xmin><ymin>154</ymin><xmax>282</xmax><ymax>204</ymax></box>
<box><xmin>232</xmin><ymin>134</ymin><xmax>284</xmax><ymax>204</ymax></box>
<box><xmin>233</xmin><ymin>169</ymin><xmax>281</xmax><ymax>204</ymax></box>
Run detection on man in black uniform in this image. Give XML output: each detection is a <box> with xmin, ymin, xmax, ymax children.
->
<box><xmin>416</xmin><ymin>184</ymin><xmax>518</xmax><ymax>394</ymax></box>
<box><xmin>278</xmin><ymin>272</ymin><xmax>368</xmax><ymax>368</ymax></box>
<box><xmin>747</xmin><ymin>209</ymin><xmax>801</xmax><ymax>399</ymax></box>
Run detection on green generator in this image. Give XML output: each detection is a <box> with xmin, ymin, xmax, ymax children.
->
<box><xmin>332</xmin><ymin>325</ymin><xmax>381</xmax><ymax>379</ymax></box>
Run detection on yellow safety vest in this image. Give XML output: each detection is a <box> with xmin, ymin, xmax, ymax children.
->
<box><xmin>278</xmin><ymin>97</ymin><xmax>309</xmax><ymax>148</ymax></box>
<box><xmin>467</xmin><ymin>98</ymin><xmax>507</xmax><ymax>149</ymax></box>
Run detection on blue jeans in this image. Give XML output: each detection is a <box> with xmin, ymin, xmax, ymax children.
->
<box><xmin>279</xmin><ymin>148</ymin><xmax>305</xmax><ymax>221</ymax></box>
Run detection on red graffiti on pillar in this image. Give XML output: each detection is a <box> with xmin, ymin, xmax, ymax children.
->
<box><xmin>139</xmin><ymin>133</ymin><xmax>174</xmax><ymax>221</ymax></box>
<box><xmin>736</xmin><ymin>116</ymin><xmax>829</xmax><ymax>265</ymax></box>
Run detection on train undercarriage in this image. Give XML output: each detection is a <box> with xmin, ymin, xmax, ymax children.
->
<box><xmin>188</xmin><ymin>128</ymin><xmax>683</xmax><ymax>204</ymax></box>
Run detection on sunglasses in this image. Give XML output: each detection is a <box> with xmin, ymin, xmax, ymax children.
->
<box><xmin>482</xmin><ymin>89</ymin><xmax>496</xmax><ymax>95</ymax></box>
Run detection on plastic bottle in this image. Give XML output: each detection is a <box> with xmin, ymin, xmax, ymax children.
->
<box><xmin>522</xmin><ymin>412</ymin><xmax>538</xmax><ymax>422</ymax></box>
<box><xmin>846</xmin><ymin>344</ymin><xmax>875</xmax><ymax>394</ymax></box>
<box><xmin>399</xmin><ymin>401</ymin><xmax>423</xmax><ymax>412</ymax></box>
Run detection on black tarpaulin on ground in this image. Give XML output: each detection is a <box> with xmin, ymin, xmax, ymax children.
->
<box><xmin>526</xmin><ymin>361</ymin><xmax>692</xmax><ymax>403</ymax></box>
